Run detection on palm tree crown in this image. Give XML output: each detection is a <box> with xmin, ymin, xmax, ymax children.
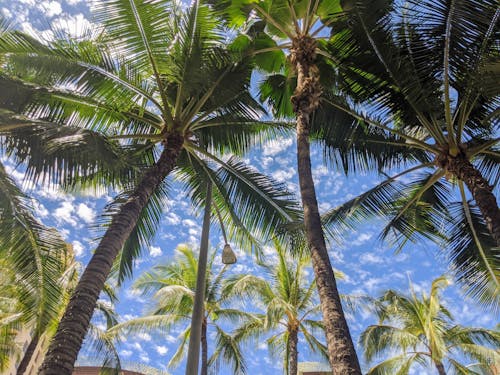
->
<box><xmin>0</xmin><ymin>1</ymin><xmax>298</xmax><ymax>373</ymax></box>
<box><xmin>108</xmin><ymin>244</ymin><xmax>251</xmax><ymax>375</ymax></box>
<box><xmin>360</xmin><ymin>276</ymin><xmax>500</xmax><ymax>375</ymax></box>
<box><xmin>224</xmin><ymin>244</ymin><xmax>329</xmax><ymax>375</ymax></box>
<box><xmin>321</xmin><ymin>0</ymin><xmax>500</xmax><ymax>308</ymax></box>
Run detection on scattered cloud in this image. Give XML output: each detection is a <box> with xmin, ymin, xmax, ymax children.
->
<box><xmin>155</xmin><ymin>346</ymin><xmax>168</xmax><ymax>356</ymax></box>
<box><xmin>72</xmin><ymin>240</ymin><xmax>84</xmax><ymax>257</ymax></box>
<box><xmin>77</xmin><ymin>203</ymin><xmax>95</xmax><ymax>224</ymax></box>
<box><xmin>150</xmin><ymin>246</ymin><xmax>163</xmax><ymax>258</ymax></box>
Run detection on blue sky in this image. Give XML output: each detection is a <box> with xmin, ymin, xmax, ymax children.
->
<box><xmin>0</xmin><ymin>1</ymin><xmax>497</xmax><ymax>374</ymax></box>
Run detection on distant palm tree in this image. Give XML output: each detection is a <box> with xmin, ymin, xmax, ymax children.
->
<box><xmin>224</xmin><ymin>244</ymin><xmax>334</xmax><ymax>375</ymax></box>
<box><xmin>0</xmin><ymin>1</ymin><xmax>297</xmax><ymax>372</ymax></box>
<box><xmin>360</xmin><ymin>276</ymin><xmax>500</xmax><ymax>374</ymax></box>
<box><xmin>107</xmin><ymin>245</ymin><xmax>251</xmax><ymax>375</ymax></box>
<box><xmin>0</xmin><ymin>160</ymin><xmax>74</xmax><ymax>374</ymax></box>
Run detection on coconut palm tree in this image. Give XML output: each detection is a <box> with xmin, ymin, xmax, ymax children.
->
<box><xmin>223</xmin><ymin>244</ymin><xmax>329</xmax><ymax>375</ymax></box>
<box><xmin>360</xmin><ymin>276</ymin><xmax>500</xmax><ymax>374</ymax></box>
<box><xmin>107</xmin><ymin>244</ymin><xmax>251</xmax><ymax>375</ymax></box>
<box><xmin>0</xmin><ymin>2</ymin><xmax>298</xmax><ymax>373</ymax></box>
<box><xmin>208</xmin><ymin>1</ymin><xmax>406</xmax><ymax>371</ymax></box>
<box><xmin>319</xmin><ymin>0</ymin><xmax>499</xmax><ymax>308</ymax></box>
<box><xmin>0</xmin><ymin>159</ymin><xmax>75</xmax><ymax>374</ymax></box>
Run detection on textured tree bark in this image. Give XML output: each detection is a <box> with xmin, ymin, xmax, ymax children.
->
<box><xmin>291</xmin><ymin>36</ymin><xmax>361</xmax><ymax>375</ymax></box>
<box><xmin>434</xmin><ymin>360</ymin><xmax>447</xmax><ymax>375</ymax></box>
<box><xmin>16</xmin><ymin>333</ymin><xmax>39</xmax><ymax>375</ymax></box>
<box><xmin>446</xmin><ymin>155</ymin><xmax>500</xmax><ymax>246</ymax></box>
<box><xmin>288</xmin><ymin>327</ymin><xmax>299</xmax><ymax>375</ymax></box>
<box><xmin>38</xmin><ymin>132</ymin><xmax>184</xmax><ymax>375</ymax></box>
<box><xmin>186</xmin><ymin>181</ymin><xmax>212</xmax><ymax>375</ymax></box>
<box><xmin>200</xmin><ymin>318</ymin><xmax>208</xmax><ymax>375</ymax></box>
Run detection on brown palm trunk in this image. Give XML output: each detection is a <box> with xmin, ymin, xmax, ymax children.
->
<box><xmin>434</xmin><ymin>360</ymin><xmax>447</xmax><ymax>375</ymax></box>
<box><xmin>446</xmin><ymin>154</ymin><xmax>500</xmax><ymax>245</ymax></box>
<box><xmin>291</xmin><ymin>36</ymin><xmax>361</xmax><ymax>375</ymax></box>
<box><xmin>288</xmin><ymin>327</ymin><xmax>299</xmax><ymax>375</ymax></box>
<box><xmin>16</xmin><ymin>333</ymin><xmax>39</xmax><ymax>375</ymax></box>
<box><xmin>201</xmin><ymin>318</ymin><xmax>208</xmax><ymax>375</ymax></box>
<box><xmin>38</xmin><ymin>133</ymin><xmax>184</xmax><ymax>375</ymax></box>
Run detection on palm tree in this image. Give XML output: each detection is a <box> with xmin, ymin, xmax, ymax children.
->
<box><xmin>319</xmin><ymin>0</ymin><xmax>500</xmax><ymax>308</ymax></box>
<box><xmin>360</xmin><ymin>276</ymin><xmax>500</xmax><ymax>374</ymax></box>
<box><xmin>0</xmin><ymin>159</ymin><xmax>75</xmax><ymax>374</ymax></box>
<box><xmin>0</xmin><ymin>2</ymin><xmax>298</xmax><ymax>373</ymax></box>
<box><xmin>224</xmin><ymin>244</ymin><xmax>329</xmax><ymax>375</ymax></box>
<box><xmin>209</xmin><ymin>1</ymin><xmax>391</xmax><ymax>371</ymax></box>
<box><xmin>107</xmin><ymin>244</ymin><xmax>251</xmax><ymax>375</ymax></box>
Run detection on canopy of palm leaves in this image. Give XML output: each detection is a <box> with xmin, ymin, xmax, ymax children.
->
<box><xmin>0</xmin><ymin>7</ymin><xmax>298</xmax><ymax>278</ymax></box>
<box><xmin>224</xmin><ymin>244</ymin><xmax>330</xmax><ymax>375</ymax></box>
<box><xmin>107</xmin><ymin>244</ymin><xmax>251</xmax><ymax>375</ymax></box>
<box><xmin>0</xmin><ymin>2</ymin><xmax>302</xmax><ymax>371</ymax></box>
<box><xmin>317</xmin><ymin>0</ymin><xmax>500</xmax><ymax>309</ymax></box>
<box><xmin>360</xmin><ymin>276</ymin><xmax>500</xmax><ymax>374</ymax></box>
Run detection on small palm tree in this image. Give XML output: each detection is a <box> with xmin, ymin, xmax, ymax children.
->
<box><xmin>321</xmin><ymin>0</ymin><xmax>500</xmax><ymax>307</ymax></box>
<box><xmin>360</xmin><ymin>276</ymin><xmax>500</xmax><ymax>374</ymax></box>
<box><xmin>224</xmin><ymin>244</ymin><xmax>332</xmax><ymax>375</ymax></box>
<box><xmin>107</xmin><ymin>244</ymin><xmax>251</xmax><ymax>375</ymax></box>
<box><xmin>0</xmin><ymin>160</ymin><xmax>74</xmax><ymax>374</ymax></box>
<box><xmin>0</xmin><ymin>2</ymin><xmax>297</xmax><ymax>372</ymax></box>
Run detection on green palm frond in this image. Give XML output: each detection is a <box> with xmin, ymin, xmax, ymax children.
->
<box><xmin>106</xmin><ymin>179</ymin><xmax>170</xmax><ymax>284</ymax></box>
<box><xmin>366</xmin><ymin>353</ymin><xmax>427</xmax><ymax>375</ymax></box>
<box><xmin>208</xmin><ymin>324</ymin><xmax>247</xmax><ymax>375</ymax></box>
<box><xmin>446</xmin><ymin>200</ymin><xmax>500</xmax><ymax>310</ymax></box>
<box><xmin>0</xmin><ymin>163</ymin><xmax>69</xmax><ymax>334</ymax></box>
<box><xmin>361</xmin><ymin>276</ymin><xmax>499</xmax><ymax>374</ymax></box>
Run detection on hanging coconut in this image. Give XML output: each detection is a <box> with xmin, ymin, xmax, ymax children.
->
<box><xmin>221</xmin><ymin>243</ymin><xmax>237</xmax><ymax>264</ymax></box>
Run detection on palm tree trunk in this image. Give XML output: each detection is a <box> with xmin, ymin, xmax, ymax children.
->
<box><xmin>446</xmin><ymin>155</ymin><xmax>500</xmax><ymax>245</ymax></box>
<box><xmin>200</xmin><ymin>318</ymin><xmax>208</xmax><ymax>375</ymax></box>
<box><xmin>16</xmin><ymin>332</ymin><xmax>39</xmax><ymax>375</ymax></box>
<box><xmin>288</xmin><ymin>327</ymin><xmax>299</xmax><ymax>375</ymax></box>
<box><xmin>186</xmin><ymin>181</ymin><xmax>212</xmax><ymax>375</ymax></box>
<box><xmin>291</xmin><ymin>36</ymin><xmax>361</xmax><ymax>375</ymax></box>
<box><xmin>38</xmin><ymin>132</ymin><xmax>184</xmax><ymax>375</ymax></box>
<box><xmin>434</xmin><ymin>360</ymin><xmax>447</xmax><ymax>375</ymax></box>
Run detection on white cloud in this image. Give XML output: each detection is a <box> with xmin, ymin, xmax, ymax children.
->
<box><xmin>272</xmin><ymin>167</ymin><xmax>296</xmax><ymax>182</ymax></box>
<box><xmin>39</xmin><ymin>1</ymin><xmax>62</xmax><ymax>17</ymax></box>
<box><xmin>135</xmin><ymin>332</ymin><xmax>151</xmax><ymax>341</ymax></box>
<box><xmin>1</xmin><ymin>7</ymin><xmax>12</xmax><ymax>18</ymax></box>
<box><xmin>155</xmin><ymin>345</ymin><xmax>168</xmax><ymax>356</ymax></box>
<box><xmin>53</xmin><ymin>200</ymin><xmax>77</xmax><ymax>226</ymax></box>
<box><xmin>32</xmin><ymin>200</ymin><xmax>49</xmax><ymax>218</ymax></box>
<box><xmin>182</xmin><ymin>219</ymin><xmax>197</xmax><ymax>227</ymax></box>
<box><xmin>262</xmin><ymin>136</ymin><xmax>293</xmax><ymax>156</ymax></box>
<box><xmin>352</xmin><ymin>232</ymin><xmax>372</xmax><ymax>246</ymax></box>
<box><xmin>119</xmin><ymin>350</ymin><xmax>132</xmax><ymax>357</ymax></box>
<box><xmin>359</xmin><ymin>253</ymin><xmax>384</xmax><ymax>264</ymax></box>
<box><xmin>51</xmin><ymin>13</ymin><xmax>93</xmax><ymax>38</ymax></box>
<box><xmin>150</xmin><ymin>246</ymin><xmax>162</xmax><ymax>258</ymax></box>
<box><xmin>77</xmin><ymin>203</ymin><xmax>95</xmax><ymax>224</ymax></box>
<box><xmin>166</xmin><ymin>212</ymin><xmax>181</xmax><ymax>225</ymax></box>
<box><xmin>72</xmin><ymin>240</ymin><xmax>84</xmax><ymax>257</ymax></box>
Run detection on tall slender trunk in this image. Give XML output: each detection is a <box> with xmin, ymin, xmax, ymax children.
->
<box><xmin>288</xmin><ymin>327</ymin><xmax>299</xmax><ymax>375</ymax></box>
<box><xmin>446</xmin><ymin>154</ymin><xmax>500</xmax><ymax>245</ymax></box>
<box><xmin>38</xmin><ymin>133</ymin><xmax>184</xmax><ymax>375</ymax></box>
<box><xmin>16</xmin><ymin>332</ymin><xmax>39</xmax><ymax>375</ymax></box>
<box><xmin>291</xmin><ymin>35</ymin><xmax>361</xmax><ymax>375</ymax></box>
<box><xmin>434</xmin><ymin>360</ymin><xmax>447</xmax><ymax>375</ymax></box>
<box><xmin>200</xmin><ymin>318</ymin><xmax>208</xmax><ymax>375</ymax></box>
<box><xmin>186</xmin><ymin>181</ymin><xmax>212</xmax><ymax>375</ymax></box>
